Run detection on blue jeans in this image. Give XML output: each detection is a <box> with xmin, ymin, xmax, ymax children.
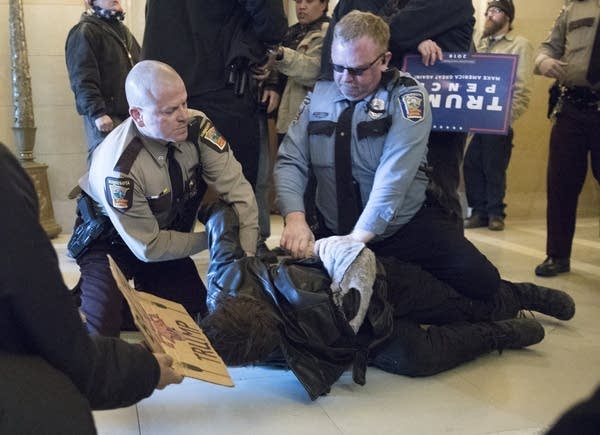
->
<box><xmin>463</xmin><ymin>129</ymin><xmax>514</xmax><ymax>218</ymax></box>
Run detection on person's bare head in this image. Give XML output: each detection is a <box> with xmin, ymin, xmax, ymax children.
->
<box><xmin>126</xmin><ymin>60</ymin><xmax>189</xmax><ymax>142</ymax></box>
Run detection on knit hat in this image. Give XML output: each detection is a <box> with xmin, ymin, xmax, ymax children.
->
<box><xmin>487</xmin><ymin>0</ymin><xmax>515</xmax><ymax>23</ymax></box>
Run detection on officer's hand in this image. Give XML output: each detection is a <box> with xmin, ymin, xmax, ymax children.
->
<box><xmin>539</xmin><ymin>58</ymin><xmax>567</xmax><ymax>80</ymax></box>
<box><xmin>154</xmin><ymin>353</ymin><xmax>183</xmax><ymax>390</ymax></box>
<box><xmin>417</xmin><ymin>39</ymin><xmax>443</xmax><ymax>66</ymax></box>
<box><xmin>280</xmin><ymin>212</ymin><xmax>315</xmax><ymax>258</ymax></box>
<box><xmin>94</xmin><ymin>115</ymin><xmax>114</xmax><ymax>133</ymax></box>
<box><xmin>261</xmin><ymin>89</ymin><xmax>281</xmax><ymax>114</ymax></box>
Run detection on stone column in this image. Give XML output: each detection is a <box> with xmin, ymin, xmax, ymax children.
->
<box><xmin>9</xmin><ymin>0</ymin><xmax>61</xmax><ymax>238</ymax></box>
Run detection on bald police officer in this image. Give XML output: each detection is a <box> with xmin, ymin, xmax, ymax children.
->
<box><xmin>534</xmin><ymin>0</ymin><xmax>600</xmax><ymax>277</ymax></box>
<box><xmin>275</xmin><ymin>11</ymin><xmax>500</xmax><ymax>302</ymax></box>
<box><xmin>71</xmin><ymin>60</ymin><xmax>258</xmax><ymax>336</ymax></box>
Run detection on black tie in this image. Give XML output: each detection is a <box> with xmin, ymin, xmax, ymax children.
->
<box><xmin>587</xmin><ymin>25</ymin><xmax>600</xmax><ymax>85</ymax></box>
<box><xmin>167</xmin><ymin>144</ymin><xmax>184</xmax><ymax>202</ymax></box>
<box><xmin>335</xmin><ymin>101</ymin><xmax>361</xmax><ymax>234</ymax></box>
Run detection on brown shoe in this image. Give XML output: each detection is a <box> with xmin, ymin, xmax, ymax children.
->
<box><xmin>464</xmin><ymin>213</ymin><xmax>488</xmax><ymax>229</ymax></box>
<box><xmin>488</xmin><ymin>216</ymin><xmax>505</xmax><ymax>231</ymax></box>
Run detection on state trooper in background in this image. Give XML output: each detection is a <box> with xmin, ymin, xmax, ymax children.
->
<box><xmin>69</xmin><ymin>60</ymin><xmax>258</xmax><ymax>336</ymax></box>
<box><xmin>274</xmin><ymin>11</ymin><xmax>501</xmax><ymax>304</ymax></box>
<box><xmin>534</xmin><ymin>0</ymin><xmax>600</xmax><ymax>277</ymax></box>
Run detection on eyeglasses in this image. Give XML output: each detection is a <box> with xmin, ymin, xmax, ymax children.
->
<box><xmin>486</xmin><ymin>6</ymin><xmax>505</xmax><ymax>15</ymax></box>
<box><xmin>331</xmin><ymin>53</ymin><xmax>385</xmax><ymax>76</ymax></box>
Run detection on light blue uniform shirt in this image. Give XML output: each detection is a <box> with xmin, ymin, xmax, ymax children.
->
<box><xmin>275</xmin><ymin>69</ymin><xmax>432</xmax><ymax>240</ymax></box>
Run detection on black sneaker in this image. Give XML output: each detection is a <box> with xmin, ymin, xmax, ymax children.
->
<box><xmin>513</xmin><ymin>283</ymin><xmax>575</xmax><ymax>320</ymax></box>
<box><xmin>490</xmin><ymin>318</ymin><xmax>545</xmax><ymax>352</ymax></box>
<box><xmin>535</xmin><ymin>257</ymin><xmax>570</xmax><ymax>277</ymax></box>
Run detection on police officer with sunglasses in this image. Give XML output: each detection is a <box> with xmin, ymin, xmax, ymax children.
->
<box><xmin>274</xmin><ymin>11</ymin><xmax>502</xmax><ymax>303</ymax></box>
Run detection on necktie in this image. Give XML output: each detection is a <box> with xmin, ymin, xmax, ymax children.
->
<box><xmin>166</xmin><ymin>144</ymin><xmax>184</xmax><ymax>202</ymax></box>
<box><xmin>335</xmin><ymin>101</ymin><xmax>361</xmax><ymax>234</ymax></box>
<box><xmin>587</xmin><ymin>25</ymin><xmax>600</xmax><ymax>85</ymax></box>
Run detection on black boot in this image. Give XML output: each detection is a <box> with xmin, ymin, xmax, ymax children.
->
<box><xmin>511</xmin><ymin>282</ymin><xmax>575</xmax><ymax>321</ymax></box>
<box><xmin>487</xmin><ymin>318</ymin><xmax>545</xmax><ymax>352</ymax></box>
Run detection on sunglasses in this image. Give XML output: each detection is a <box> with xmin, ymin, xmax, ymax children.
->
<box><xmin>486</xmin><ymin>6</ymin><xmax>505</xmax><ymax>15</ymax></box>
<box><xmin>331</xmin><ymin>53</ymin><xmax>385</xmax><ymax>77</ymax></box>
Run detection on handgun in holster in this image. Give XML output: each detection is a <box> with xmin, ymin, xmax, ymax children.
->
<box><xmin>67</xmin><ymin>194</ymin><xmax>109</xmax><ymax>259</ymax></box>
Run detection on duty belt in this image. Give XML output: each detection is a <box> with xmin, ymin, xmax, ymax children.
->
<box><xmin>560</xmin><ymin>86</ymin><xmax>600</xmax><ymax>111</ymax></box>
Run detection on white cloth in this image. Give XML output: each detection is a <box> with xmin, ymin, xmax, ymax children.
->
<box><xmin>315</xmin><ymin>236</ymin><xmax>376</xmax><ymax>333</ymax></box>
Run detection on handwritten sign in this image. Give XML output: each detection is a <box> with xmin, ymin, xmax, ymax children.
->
<box><xmin>109</xmin><ymin>256</ymin><xmax>234</xmax><ymax>387</ymax></box>
<box><xmin>403</xmin><ymin>53</ymin><xmax>518</xmax><ymax>135</ymax></box>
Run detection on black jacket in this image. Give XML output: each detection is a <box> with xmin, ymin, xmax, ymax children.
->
<box><xmin>321</xmin><ymin>0</ymin><xmax>475</xmax><ymax>78</ymax></box>
<box><xmin>0</xmin><ymin>143</ymin><xmax>158</xmax><ymax>410</ymax></box>
<box><xmin>65</xmin><ymin>13</ymin><xmax>140</xmax><ymax>119</ymax></box>
<box><xmin>143</xmin><ymin>0</ymin><xmax>287</xmax><ymax>97</ymax></box>
<box><xmin>204</xmin><ymin>202</ymin><xmax>394</xmax><ymax>400</ymax></box>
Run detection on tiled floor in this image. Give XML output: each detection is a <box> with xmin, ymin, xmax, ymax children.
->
<box><xmin>54</xmin><ymin>215</ymin><xmax>600</xmax><ymax>435</ymax></box>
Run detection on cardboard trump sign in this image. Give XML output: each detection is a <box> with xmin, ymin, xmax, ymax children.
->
<box><xmin>109</xmin><ymin>256</ymin><xmax>234</xmax><ymax>387</ymax></box>
<box><xmin>403</xmin><ymin>53</ymin><xmax>518</xmax><ymax>135</ymax></box>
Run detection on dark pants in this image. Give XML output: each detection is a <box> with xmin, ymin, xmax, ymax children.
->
<box><xmin>189</xmin><ymin>90</ymin><xmax>261</xmax><ymax>187</ymax></box>
<box><xmin>463</xmin><ymin>129</ymin><xmax>514</xmax><ymax>218</ymax></box>
<box><xmin>190</xmin><ymin>90</ymin><xmax>272</xmax><ymax>241</ymax></box>
<box><xmin>427</xmin><ymin>131</ymin><xmax>468</xmax><ymax>219</ymax></box>
<box><xmin>546</xmin><ymin>104</ymin><xmax>600</xmax><ymax>258</ymax></box>
<box><xmin>372</xmin><ymin>257</ymin><xmax>524</xmax><ymax>376</ymax></box>
<box><xmin>0</xmin><ymin>353</ymin><xmax>96</xmax><ymax>434</ymax></box>
<box><xmin>77</xmin><ymin>236</ymin><xmax>207</xmax><ymax>337</ymax></box>
<box><xmin>370</xmin><ymin>197</ymin><xmax>501</xmax><ymax>301</ymax></box>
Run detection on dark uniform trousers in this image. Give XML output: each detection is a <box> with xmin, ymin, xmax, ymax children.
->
<box><xmin>370</xmin><ymin>195</ymin><xmax>501</xmax><ymax>302</ymax></box>
<box><xmin>463</xmin><ymin>128</ymin><xmax>514</xmax><ymax>218</ymax></box>
<box><xmin>77</xmin><ymin>234</ymin><xmax>207</xmax><ymax>337</ymax></box>
<box><xmin>427</xmin><ymin>131</ymin><xmax>468</xmax><ymax>219</ymax></box>
<box><xmin>546</xmin><ymin>102</ymin><xmax>600</xmax><ymax>258</ymax></box>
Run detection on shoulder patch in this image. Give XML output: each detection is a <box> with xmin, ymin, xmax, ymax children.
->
<box><xmin>105</xmin><ymin>176</ymin><xmax>134</xmax><ymax>212</ymax></box>
<box><xmin>398</xmin><ymin>92</ymin><xmax>425</xmax><ymax>123</ymax></box>
<box><xmin>200</xmin><ymin>120</ymin><xmax>229</xmax><ymax>153</ymax></box>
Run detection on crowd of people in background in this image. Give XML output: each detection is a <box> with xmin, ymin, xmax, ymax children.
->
<box><xmin>1</xmin><ymin>0</ymin><xmax>599</xmax><ymax>433</ymax></box>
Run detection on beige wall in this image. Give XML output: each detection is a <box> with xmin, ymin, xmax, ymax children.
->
<box><xmin>0</xmin><ymin>0</ymin><xmax>597</xmax><ymax>233</ymax></box>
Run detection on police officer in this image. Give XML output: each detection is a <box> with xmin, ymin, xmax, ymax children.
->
<box><xmin>534</xmin><ymin>0</ymin><xmax>600</xmax><ymax>277</ymax></box>
<box><xmin>71</xmin><ymin>60</ymin><xmax>259</xmax><ymax>336</ymax></box>
<box><xmin>320</xmin><ymin>0</ymin><xmax>476</xmax><ymax>224</ymax></box>
<box><xmin>275</xmin><ymin>11</ymin><xmax>500</xmax><ymax>302</ymax></box>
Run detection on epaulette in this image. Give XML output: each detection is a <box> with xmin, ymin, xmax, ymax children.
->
<box><xmin>113</xmin><ymin>136</ymin><xmax>144</xmax><ymax>174</ymax></box>
<box><xmin>382</xmin><ymin>68</ymin><xmax>419</xmax><ymax>91</ymax></box>
<box><xmin>187</xmin><ymin>116</ymin><xmax>203</xmax><ymax>147</ymax></box>
<box><xmin>396</xmin><ymin>75</ymin><xmax>419</xmax><ymax>88</ymax></box>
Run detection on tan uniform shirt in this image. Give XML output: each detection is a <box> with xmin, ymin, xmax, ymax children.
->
<box><xmin>80</xmin><ymin>111</ymin><xmax>258</xmax><ymax>262</ymax></box>
<box><xmin>535</xmin><ymin>0</ymin><xmax>600</xmax><ymax>90</ymax></box>
<box><xmin>477</xmin><ymin>30</ymin><xmax>534</xmax><ymax>123</ymax></box>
